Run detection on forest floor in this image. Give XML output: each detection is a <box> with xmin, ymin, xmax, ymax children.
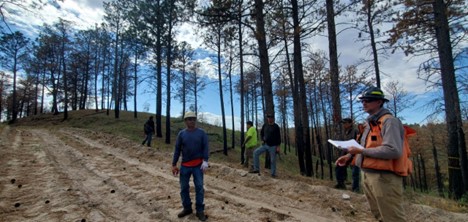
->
<box><xmin>1</xmin><ymin>119</ymin><xmax>467</xmax><ymax>221</ymax></box>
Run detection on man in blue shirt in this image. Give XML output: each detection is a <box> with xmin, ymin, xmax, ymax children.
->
<box><xmin>172</xmin><ymin>111</ymin><xmax>209</xmax><ymax>221</ymax></box>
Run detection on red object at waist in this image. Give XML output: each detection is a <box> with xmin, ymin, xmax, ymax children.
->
<box><xmin>182</xmin><ymin>158</ymin><xmax>203</xmax><ymax>167</ymax></box>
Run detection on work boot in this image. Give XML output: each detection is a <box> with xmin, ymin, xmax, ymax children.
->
<box><xmin>334</xmin><ymin>183</ymin><xmax>346</xmax><ymax>190</ymax></box>
<box><xmin>248</xmin><ymin>169</ymin><xmax>259</xmax><ymax>173</ymax></box>
<box><xmin>196</xmin><ymin>211</ymin><xmax>207</xmax><ymax>221</ymax></box>
<box><xmin>177</xmin><ymin>209</ymin><xmax>193</xmax><ymax>218</ymax></box>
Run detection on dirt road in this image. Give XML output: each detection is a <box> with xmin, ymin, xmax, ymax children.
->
<box><xmin>0</xmin><ymin>126</ymin><xmax>466</xmax><ymax>222</ymax></box>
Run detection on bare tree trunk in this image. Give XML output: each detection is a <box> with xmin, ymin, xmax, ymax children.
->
<box><xmin>155</xmin><ymin>1</ymin><xmax>163</xmax><ymax>138</ymax></box>
<box><xmin>133</xmin><ymin>50</ymin><xmax>138</xmax><ymax>118</ymax></box>
<box><xmin>292</xmin><ymin>0</ymin><xmax>312</xmax><ymax>176</ymax></box>
<box><xmin>254</xmin><ymin>0</ymin><xmax>274</xmax><ymax>115</ymax></box>
<box><xmin>433</xmin><ymin>0</ymin><xmax>467</xmax><ymax>199</ymax></box>
<box><xmin>417</xmin><ymin>154</ymin><xmax>423</xmax><ymax>192</ymax></box>
<box><xmin>216</xmin><ymin>29</ymin><xmax>228</xmax><ymax>155</ymax></box>
<box><xmin>365</xmin><ymin>0</ymin><xmax>381</xmax><ymax>88</ymax></box>
<box><xmin>238</xmin><ymin>0</ymin><xmax>246</xmax><ymax>163</ymax></box>
<box><xmin>289</xmin><ymin>0</ymin><xmax>305</xmax><ymax>176</ymax></box>
<box><xmin>431</xmin><ymin>133</ymin><xmax>445</xmax><ymax>197</ymax></box>
<box><xmin>325</xmin><ymin>0</ymin><xmax>343</xmax><ymax>146</ymax></box>
<box><xmin>228</xmin><ymin>57</ymin><xmax>235</xmax><ymax>150</ymax></box>
<box><xmin>421</xmin><ymin>155</ymin><xmax>428</xmax><ymax>192</ymax></box>
<box><xmin>165</xmin><ymin>2</ymin><xmax>174</xmax><ymax>145</ymax></box>
<box><xmin>113</xmin><ymin>21</ymin><xmax>120</xmax><ymax>119</ymax></box>
<box><xmin>11</xmin><ymin>57</ymin><xmax>18</xmax><ymax>123</ymax></box>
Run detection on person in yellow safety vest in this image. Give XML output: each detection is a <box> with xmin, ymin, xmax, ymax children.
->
<box><xmin>242</xmin><ymin>121</ymin><xmax>258</xmax><ymax>170</ymax></box>
<box><xmin>336</xmin><ymin>86</ymin><xmax>406</xmax><ymax>222</ymax></box>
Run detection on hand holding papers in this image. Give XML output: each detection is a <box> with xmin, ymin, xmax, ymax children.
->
<box><xmin>327</xmin><ymin>139</ymin><xmax>364</xmax><ymax>150</ymax></box>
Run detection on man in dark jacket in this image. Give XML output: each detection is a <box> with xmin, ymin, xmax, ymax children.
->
<box><xmin>249</xmin><ymin>113</ymin><xmax>281</xmax><ymax>178</ymax></box>
<box><xmin>141</xmin><ymin>116</ymin><xmax>155</xmax><ymax>147</ymax></box>
<box><xmin>334</xmin><ymin>118</ymin><xmax>358</xmax><ymax>190</ymax></box>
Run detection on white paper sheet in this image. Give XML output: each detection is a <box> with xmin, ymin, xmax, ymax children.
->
<box><xmin>327</xmin><ymin>139</ymin><xmax>364</xmax><ymax>150</ymax></box>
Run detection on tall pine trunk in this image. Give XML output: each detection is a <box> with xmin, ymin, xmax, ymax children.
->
<box><xmin>215</xmin><ymin>28</ymin><xmax>228</xmax><ymax>155</ymax></box>
<box><xmin>238</xmin><ymin>0</ymin><xmax>246</xmax><ymax>165</ymax></box>
<box><xmin>325</xmin><ymin>0</ymin><xmax>343</xmax><ymax>140</ymax></box>
<box><xmin>254</xmin><ymin>0</ymin><xmax>274</xmax><ymax>115</ymax></box>
<box><xmin>433</xmin><ymin>0</ymin><xmax>467</xmax><ymax>199</ymax></box>
<box><xmin>292</xmin><ymin>0</ymin><xmax>313</xmax><ymax>176</ymax></box>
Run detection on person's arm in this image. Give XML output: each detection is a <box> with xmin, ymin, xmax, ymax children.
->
<box><xmin>275</xmin><ymin>124</ymin><xmax>281</xmax><ymax>152</ymax></box>
<box><xmin>260</xmin><ymin>124</ymin><xmax>265</xmax><ymax>142</ymax></box>
<box><xmin>202</xmin><ymin>131</ymin><xmax>209</xmax><ymax>162</ymax></box>
<box><xmin>172</xmin><ymin>132</ymin><xmax>183</xmax><ymax>166</ymax></box>
<box><xmin>172</xmin><ymin>132</ymin><xmax>183</xmax><ymax>176</ymax></box>
<box><xmin>200</xmin><ymin>130</ymin><xmax>210</xmax><ymax>172</ymax></box>
<box><xmin>243</xmin><ymin>135</ymin><xmax>252</xmax><ymax>147</ymax></box>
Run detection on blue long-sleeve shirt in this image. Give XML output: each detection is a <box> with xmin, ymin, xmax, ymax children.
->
<box><xmin>172</xmin><ymin>128</ymin><xmax>209</xmax><ymax>166</ymax></box>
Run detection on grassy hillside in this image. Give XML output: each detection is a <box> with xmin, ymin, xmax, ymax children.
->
<box><xmin>9</xmin><ymin>109</ymin><xmax>468</xmax><ymax>213</ymax></box>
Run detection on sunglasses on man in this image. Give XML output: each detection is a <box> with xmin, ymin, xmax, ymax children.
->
<box><xmin>360</xmin><ymin>99</ymin><xmax>378</xmax><ymax>103</ymax></box>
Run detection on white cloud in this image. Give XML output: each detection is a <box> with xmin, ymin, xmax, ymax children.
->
<box><xmin>59</xmin><ymin>0</ymin><xmax>106</xmax><ymax>29</ymax></box>
<box><xmin>175</xmin><ymin>22</ymin><xmax>203</xmax><ymax>49</ymax></box>
<box><xmin>196</xmin><ymin>57</ymin><xmax>218</xmax><ymax>79</ymax></box>
<box><xmin>306</xmin><ymin>21</ymin><xmax>431</xmax><ymax>96</ymax></box>
<box><xmin>197</xmin><ymin>112</ymin><xmax>241</xmax><ymax>130</ymax></box>
<box><xmin>3</xmin><ymin>0</ymin><xmax>106</xmax><ymax>36</ymax></box>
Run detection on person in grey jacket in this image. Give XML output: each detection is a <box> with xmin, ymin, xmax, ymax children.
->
<box><xmin>335</xmin><ymin>87</ymin><xmax>406</xmax><ymax>222</ymax></box>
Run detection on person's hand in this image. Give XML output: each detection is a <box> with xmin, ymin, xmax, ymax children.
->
<box><xmin>347</xmin><ymin>146</ymin><xmax>363</xmax><ymax>155</ymax></box>
<box><xmin>172</xmin><ymin>166</ymin><xmax>179</xmax><ymax>176</ymax></box>
<box><xmin>335</xmin><ymin>155</ymin><xmax>350</xmax><ymax>167</ymax></box>
<box><xmin>200</xmin><ymin>161</ymin><xmax>209</xmax><ymax>172</ymax></box>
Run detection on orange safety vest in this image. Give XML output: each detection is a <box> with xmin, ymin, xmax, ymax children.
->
<box><xmin>360</xmin><ymin>114</ymin><xmax>415</xmax><ymax>176</ymax></box>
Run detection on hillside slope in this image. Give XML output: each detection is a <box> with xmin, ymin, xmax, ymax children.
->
<box><xmin>0</xmin><ymin>111</ymin><xmax>467</xmax><ymax>221</ymax></box>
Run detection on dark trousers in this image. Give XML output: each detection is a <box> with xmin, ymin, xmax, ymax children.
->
<box><xmin>335</xmin><ymin>165</ymin><xmax>347</xmax><ymax>184</ymax></box>
<box><xmin>352</xmin><ymin>166</ymin><xmax>361</xmax><ymax>192</ymax></box>
<box><xmin>142</xmin><ymin>133</ymin><xmax>152</xmax><ymax>147</ymax></box>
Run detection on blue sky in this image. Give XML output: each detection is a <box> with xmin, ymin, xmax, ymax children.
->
<box><xmin>3</xmin><ymin>0</ymin><xmax>459</xmax><ymax>129</ymax></box>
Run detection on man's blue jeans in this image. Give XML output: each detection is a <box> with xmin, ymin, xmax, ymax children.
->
<box><xmin>253</xmin><ymin>144</ymin><xmax>277</xmax><ymax>176</ymax></box>
<box><xmin>179</xmin><ymin>165</ymin><xmax>204</xmax><ymax>212</ymax></box>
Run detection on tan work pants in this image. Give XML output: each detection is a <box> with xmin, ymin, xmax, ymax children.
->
<box><xmin>362</xmin><ymin>171</ymin><xmax>405</xmax><ymax>222</ymax></box>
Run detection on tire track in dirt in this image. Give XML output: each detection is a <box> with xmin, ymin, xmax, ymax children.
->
<box><xmin>63</xmin><ymin>128</ymin><xmax>344</xmax><ymax>222</ymax></box>
<box><xmin>0</xmin><ymin>127</ymin><xmax>85</xmax><ymax>221</ymax></box>
<box><xmin>2</xmin><ymin>126</ymin><xmax>467</xmax><ymax>222</ymax></box>
<box><xmin>32</xmin><ymin>128</ymin><xmax>176</xmax><ymax>221</ymax></box>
